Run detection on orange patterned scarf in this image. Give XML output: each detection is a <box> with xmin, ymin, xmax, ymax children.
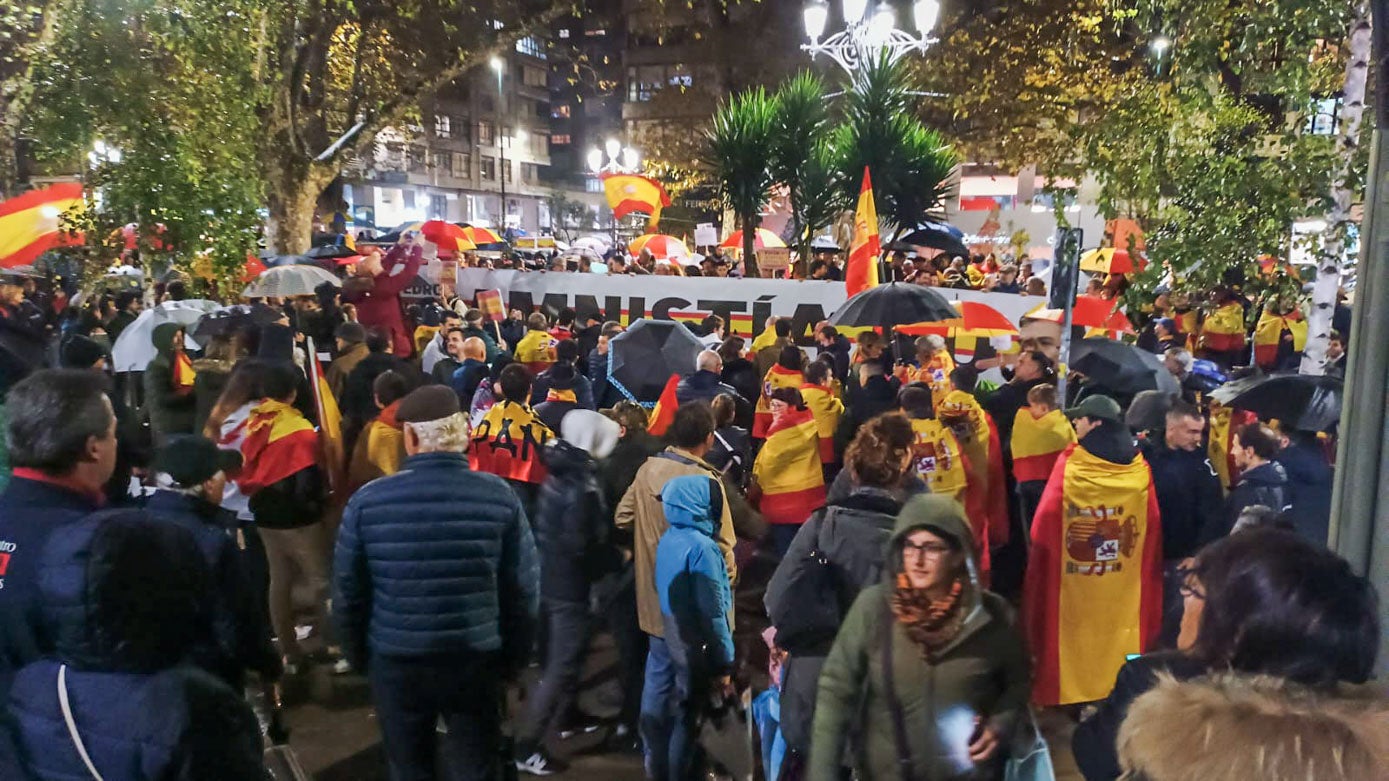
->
<box><xmin>891</xmin><ymin>572</ymin><xmax>966</xmax><ymax>659</ymax></box>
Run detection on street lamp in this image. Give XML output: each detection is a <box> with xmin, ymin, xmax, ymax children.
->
<box><xmin>802</xmin><ymin>0</ymin><xmax>939</xmax><ymax>74</ymax></box>
<box><xmin>490</xmin><ymin>56</ymin><xmax>510</xmax><ymax>233</ymax></box>
<box><xmin>588</xmin><ymin>142</ymin><xmax>640</xmax><ymax>176</ymax></box>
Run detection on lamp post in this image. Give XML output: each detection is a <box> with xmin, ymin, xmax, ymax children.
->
<box><xmin>489</xmin><ymin>56</ymin><xmax>509</xmax><ymax>234</ymax></box>
<box><xmin>802</xmin><ymin>0</ymin><xmax>940</xmax><ymax>75</ymax></box>
<box><xmin>588</xmin><ymin>140</ymin><xmax>641</xmax><ymax>245</ymax></box>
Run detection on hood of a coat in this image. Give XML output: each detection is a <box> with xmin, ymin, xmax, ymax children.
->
<box><xmin>258</xmin><ymin>323</ymin><xmax>296</xmax><ymax>364</ymax></box>
<box><xmin>1274</xmin><ymin>441</ymin><xmax>1329</xmax><ymax>484</ymax></box>
<box><xmin>1078</xmin><ymin>421</ymin><xmax>1137</xmax><ymax>464</ymax></box>
<box><xmin>560</xmin><ymin>408</ymin><xmax>620</xmax><ymax>459</ymax></box>
<box><xmin>1240</xmin><ymin>459</ymin><xmax>1288</xmax><ymax>487</ymax></box>
<box><xmin>150</xmin><ymin>322</ymin><xmax>183</xmax><ymax>362</ymax></box>
<box><xmin>661</xmin><ymin>473</ymin><xmax>723</xmax><ymax>538</ymax></box>
<box><xmin>885</xmin><ymin>494</ymin><xmax>985</xmax><ymax>621</ymax></box>
<box><xmin>542</xmin><ymin>438</ymin><xmax>598</xmax><ymax>476</ymax></box>
<box><xmin>1118</xmin><ymin>674</ymin><xmax>1389</xmax><ymax>781</ymax></box>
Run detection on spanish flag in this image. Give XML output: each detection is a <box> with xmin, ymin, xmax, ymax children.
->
<box><xmin>602</xmin><ymin>173</ymin><xmax>672</xmax><ymax>228</ymax></box>
<box><xmin>1253</xmin><ymin>308</ymin><xmax>1307</xmax><ymax>370</ymax></box>
<box><xmin>896</xmin><ymin>352</ymin><xmax>954</xmax><ymax>409</ymax></box>
<box><xmin>753</xmin><ymin>364</ymin><xmax>804</xmax><ymax>438</ymax></box>
<box><xmin>753</xmin><ymin>408</ymin><xmax>826</xmax><ymax>525</ymax></box>
<box><xmin>0</xmin><ymin>183</ymin><xmax>85</xmax><ymax>268</ymax></box>
<box><xmin>799</xmin><ymin>383</ymin><xmax>844</xmax><ymax>464</ymax></box>
<box><xmin>939</xmin><ymin>390</ymin><xmax>1009</xmax><ymax>548</ymax></box>
<box><xmin>307</xmin><ymin>341</ymin><xmax>346</xmax><ymax>496</ymax></box>
<box><xmin>235</xmin><ymin>400</ymin><xmax>320</xmax><ymax>496</ymax></box>
<box><xmin>514</xmin><ymin>328</ymin><xmax>557</xmax><ymax>374</ymax></box>
<box><xmin>1010</xmin><ymin>408</ymin><xmax>1077</xmax><ymax>483</ymax></box>
<box><xmin>749</xmin><ymin>326</ymin><xmax>779</xmax><ymax>354</ymax></box>
<box><xmin>1208</xmin><ymin>402</ymin><xmax>1259</xmax><ymax>491</ymax></box>
<box><xmin>845</xmin><ymin>168</ymin><xmax>880</xmax><ymax>297</ymax></box>
<box><xmin>648</xmin><ymin>374</ymin><xmax>680</xmax><ymax>437</ymax></box>
<box><xmin>172</xmin><ymin>351</ymin><xmax>197</xmax><ymax>390</ymax></box>
<box><xmin>1023</xmin><ymin>443</ymin><xmax>1163</xmax><ymax>706</ymax></box>
<box><xmin>1200</xmin><ymin>301</ymin><xmax>1247</xmax><ymax>353</ymax></box>
<box><xmin>470</xmin><ymin>400</ymin><xmax>554</xmax><ymax>484</ymax></box>
<box><xmin>907</xmin><ymin>417</ymin><xmax>969</xmax><ymax>506</ymax></box>
<box><xmin>1174</xmin><ymin>308</ymin><xmax>1199</xmax><ymax>350</ymax></box>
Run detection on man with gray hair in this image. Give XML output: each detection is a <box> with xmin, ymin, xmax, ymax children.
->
<box><xmin>0</xmin><ymin>370</ymin><xmax>119</xmax><ymax>697</ymax></box>
<box><xmin>676</xmin><ymin>349</ymin><xmax>741</xmax><ymax>407</ymax></box>
<box><xmin>1163</xmin><ymin>347</ymin><xmax>1206</xmax><ymax>404</ymax></box>
<box><xmin>334</xmin><ymin>384</ymin><xmax>539</xmax><ymax>781</ymax></box>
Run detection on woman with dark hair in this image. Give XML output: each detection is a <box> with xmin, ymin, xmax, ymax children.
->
<box><xmin>752</xmin><ymin>386</ymin><xmax>825</xmax><ymax>555</ymax></box>
<box><xmin>706</xmin><ymin>393</ymin><xmax>751</xmax><ymax>490</ymax></box>
<box><xmin>1073</xmin><ymin>527</ymin><xmax>1384</xmax><ymax>780</ymax></box>
<box><xmin>718</xmin><ymin>337</ymin><xmax>759</xmax><ymax>429</ymax></box>
<box><xmin>809</xmin><ymin>494</ymin><xmax>1031</xmax><ymax>781</ymax></box>
<box><xmin>765</xmin><ymin>412</ymin><xmax>919</xmax><ymax>773</ymax></box>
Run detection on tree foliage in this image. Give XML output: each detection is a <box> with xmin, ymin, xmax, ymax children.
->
<box><xmin>703</xmin><ymin>86</ymin><xmax>777</xmax><ymax>277</ymax></box>
<box><xmin>771</xmin><ymin>71</ymin><xmax>839</xmax><ymax>263</ymax></box>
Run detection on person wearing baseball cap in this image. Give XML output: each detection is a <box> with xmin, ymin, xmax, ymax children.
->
<box><xmin>144</xmin><ymin>435</ymin><xmax>280</xmax><ymax>689</ymax></box>
<box><xmin>1063</xmin><ymin>394</ymin><xmax>1135</xmax><ymax>464</ymax></box>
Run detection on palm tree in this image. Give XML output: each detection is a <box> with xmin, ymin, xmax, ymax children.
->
<box><xmin>834</xmin><ymin>53</ymin><xmax>959</xmax><ymax>245</ymax></box>
<box><xmin>704</xmin><ymin>87</ymin><xmax>778</xmax><ymax>277</ymax></box>
<box><xmin>772</xmin><ymin>71</ymin><xmax>838</xmax><ymax>265</ymax></box>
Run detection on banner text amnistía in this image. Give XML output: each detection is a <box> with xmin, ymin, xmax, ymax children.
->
<box><xmin>404</xmin><ymin>268</ymin><xmax>1038</xmax><ymax>344</ymax></box>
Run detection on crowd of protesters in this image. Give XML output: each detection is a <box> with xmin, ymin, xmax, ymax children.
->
<box><xmin>0</xmin><ymin>234</ymin><xmax>1382</xmax><ymax>781</ymax></box>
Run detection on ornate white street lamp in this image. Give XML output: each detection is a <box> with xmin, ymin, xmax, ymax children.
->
<box><xmin>802</xmin><ymin>0</ymin><xmax>940</xmax><ymax>74</ymax></box>
<box><xmin>588</xmin><ymin>139</ymin><xmax>640</xmax><ymax>175</ymax></box>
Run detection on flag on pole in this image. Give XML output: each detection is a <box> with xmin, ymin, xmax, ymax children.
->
<box><xmin>602</xmin><ymin>173</ymin><xmax>672</xmax><ymax>228</ymax></box>
<box><xmin>647</xmin><ymin>374</ymin><xmax>681</xmax><ymax>437</ymax></box>
<box><xmin>845</xmin><ymin>168</ymin><xmax>880</xmax><ymax>297</ymax></box>
<box><xmin>0</xmin><ymin>183</ymin><xmax>85</xmax><ymax>268</ymax></box>
<box><xmin>1023</xmin><ymin>443</ymin><xmax>1163</xmax><ymax>706</ymax></box>
<box><xmin>306</xmin><ymin>337</ymin><xmax>346</xmax><ymax>496</ymax></box>
<box><xmin>476</xmin><ymin>289</ymin><xmax>506</xmax><ymax>322</ymax></box>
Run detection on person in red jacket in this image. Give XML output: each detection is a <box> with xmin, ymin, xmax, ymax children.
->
<box><xmin>343</xmin><ymin>236</ymin><xmax>426</xmax><ymax>358</ymax></box>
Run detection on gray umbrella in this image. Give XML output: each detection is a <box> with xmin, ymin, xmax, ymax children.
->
<box><xmin>607</xmin><ymin>318</ymin><xmax>703</xmax><ymax>403</ymax></box>
<box><xmin>242</xmin><ymin>264</ymin><xmax>341</xmax><ymax>298</ymax></box>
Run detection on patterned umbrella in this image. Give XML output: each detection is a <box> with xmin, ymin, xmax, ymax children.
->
<box><xmin>897</xmin><ymin>300</ymin><xmax>1020</xmax><ymax>338</ymax></box>
<box><xmin>1023</xmin><ymin>297</ymin><xmax>1135</xmax><ymax>334</ymax></box>
<box><xmin>1080</xmin><ymin>247</ymin><xmax>1146</xmax><ymax>275</ymax></box>
<box><xmin>421</xmin><ymin>220</ymin><xmax>477</xmax><ymax>252</ymax></box>
<box><xmin>242</xmin><ymin>264</ymin><xmax>341</xmax><ymax>298</ymax></box>
<box><xmin>629</xmin><ymin>233</ymin><xmax>691</xmax><ymax>262</ymax></box>
<box><xmin>608</xmin><ymin>319</ymin><xmax>703</xmax><ymax>402</ymax></box>
<box><xmin>460</xmin><ymin>225</ymin><xmax>505</xmax><ymax>245</ymax></box>
<box><xmin>719</xmin><ymin>228</ymin><xmax>786</xmax><ymax>250</ymax></box>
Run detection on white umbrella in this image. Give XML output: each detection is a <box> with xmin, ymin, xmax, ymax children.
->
<box><xmin>110</xmin><ymin>299</ymin><xmax>219</xmax><ymax>373</ymax></box>
<box><xmin>242</xmin><ymin>264</ymin><xmax>341</xmax><ymax>298</ymax></box>
<box><xmin>573</xmin><ymin>235</ymin><xmax>612</xmax><ymax>253</ymax></box>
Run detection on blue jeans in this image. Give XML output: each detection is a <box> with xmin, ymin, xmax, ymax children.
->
<box><xmin>639</xmin><ymin>634</ymin><xmax>695</xmax><ymax>781</ymax></box>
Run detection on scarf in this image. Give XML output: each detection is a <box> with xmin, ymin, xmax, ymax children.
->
<box><xmin>891</xmin><ymin>572</ymin><xmax>966</xmax><ymax>660</ymax></box>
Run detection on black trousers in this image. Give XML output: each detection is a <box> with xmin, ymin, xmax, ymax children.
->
<box><xmin>368</xmin><ymin>653</ymin><xmax>505</xmax><ymax>781</ymax></box>
<box><xmin>518</xmin><ymin>599</ymin><xmax>590</xmax><ymax>750</ymax></box>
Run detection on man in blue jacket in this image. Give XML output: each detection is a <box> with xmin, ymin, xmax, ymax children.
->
<box><xmin>334</xmin><ymin>384</ymin><xmax>539</xmax><ymax>781</ymax></box>
<box><xmin>646</xmin><ymin>474</ymin><xmax>736</xmax><ymax>781</ymax></box>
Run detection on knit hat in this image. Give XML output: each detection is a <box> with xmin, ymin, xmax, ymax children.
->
<box><xmin>59</xmin><ymin>334</ymin><xmax>107</xmax><ymax>370</ymax></box>
<box><xmin>561</xmin><ymin>409</ymin><xmax>620</xmax><ymax>460</ymax></box>
<box><xmin>155</xmin><ymin>435</ymin><xmax>242</xmax><ymax>487</ymax></box>
<box><xmin>396</xmin><ymin>385</ymin><xmax>460</xmax><ymax>424</ymax></box>
<box><xmin>335</xmin><ymin>322</ymin><xmax>366</xmax><ymax>345</ymax></box>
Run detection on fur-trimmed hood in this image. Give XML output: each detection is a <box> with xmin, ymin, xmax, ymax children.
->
<box><xmin>1118</xmin><ymin>673</ymin><xmax>1389</xmax><ymax>781</ymax></box>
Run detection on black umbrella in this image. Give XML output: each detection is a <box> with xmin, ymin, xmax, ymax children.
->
<box><xmin>192</xmin><ymin>304</ymin><xmax>283</xmax><ymax>341</ymax></box>
<box><xmin>828</xmin><ymin>283</ymin><xmax>956</xmax><ymax>330</ymax></box>
<box><xmin>608</xmin><ymin>318</ymin><xmax>703</xmax><ymax>402</ymax></box>
<box><xmin>898</xmin><ymin>223</ymin><xmax>970</xmax><ymax>259</ymax></box>
<box><xmin>305</xmin><ymin>244</ymin><xmax>361</xmax><ymax>260</ymax></box>
<box><xmin>1209</xmin><ymin>373</ymin><xmax>1343</xmax><ymax>432</ymax></box>
<box><xmin>1070</xmin><ymin>338</ymin><xmax>1181</xmax><ymax>397</ymax></box>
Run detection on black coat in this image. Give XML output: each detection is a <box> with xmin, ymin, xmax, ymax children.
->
<box><xmin>819</xmin><ymin>335</ymin><xmax>852</xmax><ymax>383</ymax></box>
<box><xmin>720</xmin><ymin>358</ymin><xmax>761</xmax><ymax>413</ymax></box>
<box><xmin>1211</xmin><ymin>460</ymin><xmax>1288</xmax><ymax>544</ymax></box>
<box><xmin>1140</xmin><ymin>439</ymin><xmax>1223</xmax><ymax>560</ymax></box>
<box><xmin>676</xmin><ymin>370</ymin><xmax>739</xmax><ymax>406</ymax></box>
<box><xmin>1072</xmin><ymin>651</ymin><xmax>1208</xmax><ymax>781</ymax></box>
<box><xmin>707</xmin><ymin>425</ymin><xmax>751</xmax><ymax>489</ymax></box>
<box><xmin>834</xmin><ymin>375</ymin><xmax>899</xmax><ymax>457</ymax></box>
<box><xmin>342</xmin><ymin>351</ymin><xmax>416</xmax><ymax>424</ymax></box>
<box><xmin>1276</xmin><ymin>439</ymin><xmax>1333</xmax><ymax>546</ymax></box>
<box><xmin>534</xmin><ymin>441</ymin><xmax>612</xmax><ymax>603</ymax></box>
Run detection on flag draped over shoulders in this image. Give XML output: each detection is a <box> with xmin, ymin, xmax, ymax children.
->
<box><xmin>469</xmin><ymin>400</ymin><xmax>553</xmax><ymax>484</ymax></box>
<box><xmin>1201</xmin><ymin>302</ymin><xmax>1247</xmax><ymax>352</ymax></box>
<box><xmin>908</xmin><ymin>417</ymin><xmax>968</xmax><ymax>505</ymax></box>
<box><xmin>1023</xmin><ymin>443</ymin><xmax>1163</xmax><ymax>706</ymax></box>
<box><xmin>514</xmin><ymin>330</ymin><xmax>557</xmax><ymax>374</ymax></box>
<box><xmin>1253</xmin><ymin>309</ymin><xmax>1307</xmax><ymax>369</ymax></box>
<box><xmin>1011</xmin><ymin>409</ymin><xmax>1077</xmax><ymax>483</ymax></box>
<box><xmin>940</xmin><ymin>390</ymin><xmax>1009</xmax><ymax>548</ymax></box>
<box><xmin>799</xmin><ymin>384</ymin><xmax>844</xmax><ymax>464</ymax></box>
<box><xmin>753</xmin><ymin>365</ymin><xmax>804</xmax><ymax>439</ymax></box>
<box><xmin>753</xmin><ymin>408</ymin><xmax>825</xmax><ymax>525</ymax></box>
<box><xmin>1207</xmin><ymin>402</ymin><xmax>1258</xmax><ymax>491</ymax></box>
<box><xmin>235</xmin><ymin>399</ymin><xmax>319</xmax><ymax>496</ymax></box>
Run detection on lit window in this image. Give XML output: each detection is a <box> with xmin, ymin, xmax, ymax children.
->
<box><xmin>433</xmin><ymin>114</ymin><xmax>451</xmax><ymax>139</ymax></box>
<box><xmin>552</xmin><ymin>104</ymin><xmax>571</xmax><ymax>118</ymax></box>
<box><xmin>585</xmin><ymin>28</ymin><xmax>606</xmax><ymax>37</ymax></box>
<box><xmin>515</xmin><ymin>35</ymin><xmax>546</xmax><ymax>59</ymax></box>
<box><xmin>478</xmin><ymin>121</ymin><xmax>495</xmax><ymax>146</ymax></box>
<box><xmin>551</xmin><ymin>134</ymin><xmax>571</xmax><ymax>145</ymax></box>
<box><xmin>481</xmin><ymin>156</ymin><xmax>496</xmax><ymax>180</ymax></box>
<box><xmin>558</xmin><ymin>28</ymin><xmax>570</xmax><ymax>39</ymax></box>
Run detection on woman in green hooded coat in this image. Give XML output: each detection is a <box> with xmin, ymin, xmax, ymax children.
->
<box><xmin>810</xmin><ymin>495</ymin><xmax>1031</xmax><ymax>781</ymax></box>
<box><xmin>143</xmin><ymin>322</ymin><xmax>197</xmax><ymax>445</ymax></box>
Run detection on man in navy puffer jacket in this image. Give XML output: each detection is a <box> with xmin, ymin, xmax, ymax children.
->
<box><xmin>334</xmin><ymin>385</ymin><xmax>539</xmax><ymax>781</ymax></box>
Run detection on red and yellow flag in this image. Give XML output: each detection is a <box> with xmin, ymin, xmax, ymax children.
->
<box><xmin>1023</xmin><ymin>443</ymin><xmax>1163</xmax><ymax>706</ymax></box>
<box><xmin>799</xmin><ymin>384</ymin><xmax>844</xmax><ymax>464</ymax></box>
<box><xmin>1253</xmin><ymin>308</ymin><xmax>1307</xmax><ymax>369</ymax></box>
<box><xmin>647</xmin><ymin>374</ymin><xmax>681</xmax><ymax>437</ymax></box>
<box><xmin>844</xmin><ymin>168</ymin><xmax>880</xmax><ymax>297</ymax></box>
<box><xmin>0</xmin><ymin>183</ymin><xmax>85</xmax><ymax>268</ymax></box>
<box><xmin>469</xmin><ymin>400</ymin><xmax>553</xmax><ymax>484</ymax></box>
<box><xmin>602</xmin><ymin>173</ymin><xmax>672</xmax><ymax>228</ymax></box>
<box><xmin>308</xmin><ymin>344</ymin><xmax>346</xmax><ymax>496</ymax></box>
<box><xmin>1200</xmin><ymin>301</ymin><xmax>1247</xmax><ymax>353</ymax></box>
<box><xmin>236</xmin><ymin>400</ymin><xmax>320</xmax><ymax>496</ymax></box>
<box><xmin>1011</xmin><ymin>408</ymin><xmax>1077</xmax><ymax>483</ymax></box>
<box><xmin>753</xmin><ymin>364</ymin><xmax>804</xmax><ymax>439</ymax></box>
<box><xmin>908</xmin><ymin>417</ymin><xmax>968</xmax><ymax>505</ymax></box>
<box><xmin>171</xmin><ymin>351</ymin><xmax>197</xmax><ymax>390</ymax></box>
<box><xmin>514</xmin><ymin>329</ymin><xmax>557</xmax><ymax>375</ymax></box>
<box><xmin>1208</xmin><ymin>402</ymin><xmax>1259</xmax><ymax>491</ymax></box>
<box><xmin>939</xmin><ymin>390</ymin><xmax>1009</xmax><ymax>549</ymax></box>
<box><xmin>477</xmin><ymin>289</ymin><xmax>506</xmax><ymax>322</ymax></box>
<box><xmin>753</xmin><ymin>408</ymin><xmax>826</xmax><ymax>525</ymax></box>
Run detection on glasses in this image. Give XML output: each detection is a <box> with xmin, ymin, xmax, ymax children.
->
<box><xmin>902</xmin><ymin>540</ymin><xmax>953</xmax><ymax>560</ymax></box>
<box><xmin>1176</xmin><ymin>565</ymin><xmax>1206</xmax><ymax>600</ymax></box>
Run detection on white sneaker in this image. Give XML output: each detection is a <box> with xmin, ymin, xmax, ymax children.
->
<box><xmin>515</xmin><ymin>751</ymin><xmax>568</xmax><ymax>776</ymax></box>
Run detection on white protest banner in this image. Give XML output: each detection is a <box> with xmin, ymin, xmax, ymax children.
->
<box><xmin>694</xmin><ymin>223</ymin><xmax>718</xmax><ymax>247</ymax></box>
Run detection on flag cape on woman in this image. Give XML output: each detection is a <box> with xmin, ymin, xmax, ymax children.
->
<box><xmin>1253</xmin><ymin>309</ymin><xmax>1307</xmax><ymax>369</ymax></box>
<box><xmin>799</xmin><ymin>383</ymin><xmax>844</xmax><ymax>464</ymax></box>
<box><xmin>1010</xmin><ymin>409</ymin><xmax>1077</xmax><ymax>483</ymax></box>
<box><xmin>753</xmin><ymin>408</ymin><xmax>826</xmax><ymax>526</ymax></box>
<box><xmin>513</xmin><ymin>330</ymin><xmax>557</xmax><ymax>374</ymax></box>
<box><xmin>938</xmin><ymin>390</ymin><xmax>1009</xmax><ymax>548</ymax></box>
<box><xmin>1200</xmin><ymin>302</ymin><xmax>1247</xmax><ymax>353</ymax></box>
<box><xmin>235</xmin><ymin>400</ymin><xmax>320</xmax><ymax>496</ymax></box>
<box><xmin>1023</xmin><ymin>443</ymin><xmax>1163</xmax><ymax>706</ymax></box>
<box><xmin>1207</xmin><ymin>402</ymin><xmax>1259</xmax><ymax>491</ymax></box>
<box><xmin>907</xmin><ymin>417</ymin><xmax>969</xmax><ymax>506</ymax></box>
<box><xmin>753</xmin><ymin>364</ymin><xmax>804</xmax><ymax>439</ymax></box>
<box><xmin>469</xmin><ymin>400</ymin><xmax>554</xmax><ymax>485</ymax></box>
